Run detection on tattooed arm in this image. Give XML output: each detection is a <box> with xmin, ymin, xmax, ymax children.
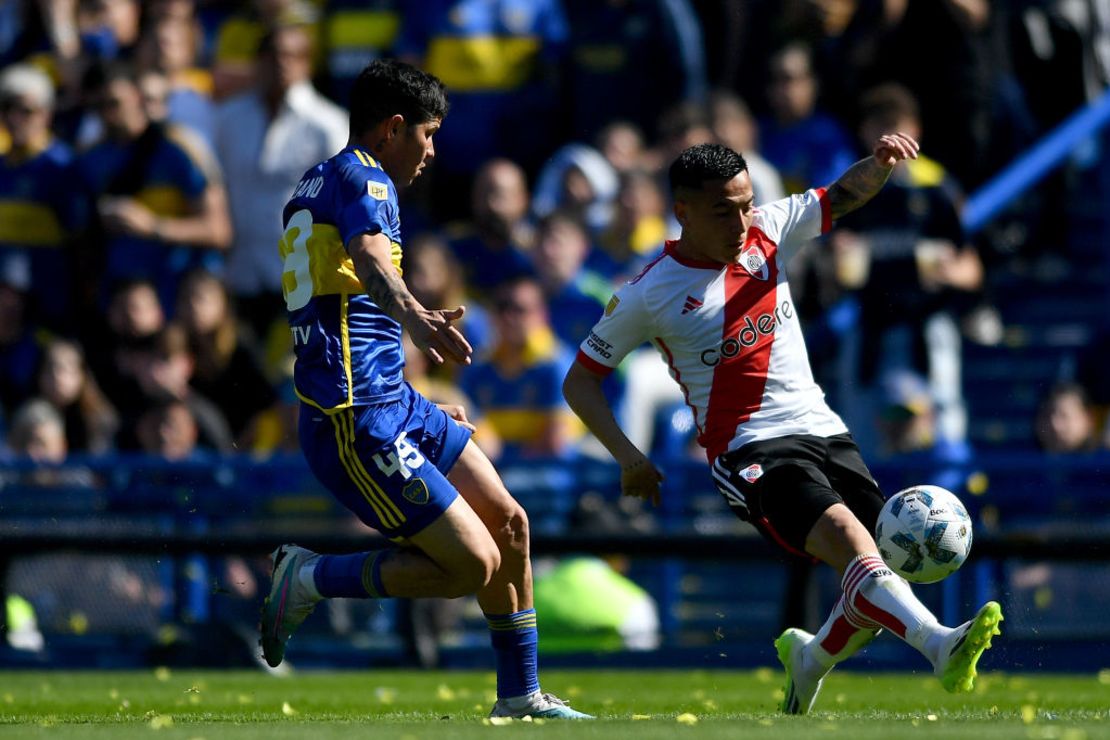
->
<box><xmin>826</xmin><ymin>132</ymin><xmax>920</xmax><ymax>220</ymax></box>
<box><xmin>348</xmin><ymin>231</ymin><xmax>472</xmax><ymax>365</ymax></box>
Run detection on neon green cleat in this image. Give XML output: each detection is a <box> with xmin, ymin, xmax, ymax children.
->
<box><xmin>775</xmin><ymin>628</ymin><xmax>825</xmax><ymax>715</ymax></box>
<box><xmin>936</xmin><ymin>601</ymin><xmax>1004</xmax><ymax>693</ymax></box>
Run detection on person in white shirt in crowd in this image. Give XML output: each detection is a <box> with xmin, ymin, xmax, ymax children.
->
<box><xmin>214</xmin><ymin>23</ymin><xmax>347</xmax><ymax>341</ymax></box>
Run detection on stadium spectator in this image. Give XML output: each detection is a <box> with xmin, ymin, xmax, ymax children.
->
<box><xmin>135</xmin><ymin>397</ymin><xmax>199</xmax><ymax>461</ymax></box>
<box><xmin>829</xmin><ymin>83</ymin><xmax>983</xmax><ymax>454</ymax></box>
<box><xmin>758</xmin><ymin>41</ymin><xmax>856</xmax><ymax>195</ymax></box>
<box><xmin>215</xmin><ymin>24</ymin><xmax>347</xmax><ymax>340</ymax></box>
<box><xmin>79</xmin><ymin>61</ymin><xmax>231</xmax><ymax>311</ymax></box>
<box><xmin>562</xmin><ymin>0</ymin><xmax>707</xmax><ymax>142</ymax></box>
<box><xmin>90</xmin><ymin>278</ymin><xmax>165</xmax><ymax>413</ymax></box>
<box><xmin>396</xmin><ymin>0</ymin><xmax>569</xmax><ymax>220</ymax></box>
<box><xmin>318</xmin><ymin>0</ymin><xmax>402</xmax><ymax>106</ymax></box>
<box><xmin>708</xmin><ymin>89</ymin><xmax>784</xmax><ymax>206</ymax></box>
<box><xmin>402</xmin><ymin>232</ymin><xmax>493</xmax><ymax>366</ymax></box>
<box><xmin>0</xmin><ymin>63</ymin><xmax>88</xmax><ymax>332</ymax></box>
<box><xmin>175</xmin><ymin>269</ymin><xmax>277</xmax><ymax>441</ymax></box>
<box><xmin>653</xmin><ymin>100</ymin><xmax>714</xmax><ymax>173</ymax></box>
<box><xmin>2</xmin><ymin>397</ymin><xmax>96</xmax><ymax>487</ymax></box>
<box><xmin>593</xmin><ymin>170</ymin><xmax>670</xmax><ymax>280</ymax></box>
<box><xmin>564</xmin><ymin>137</ymin><xmax>1002</xmax><ymax>715</ymax></box>
<box><xmin>595</xmin><ymin>120</ymin><xmax>655</xmax><ymax>176</ymax></box>
<box><xmin>209</xmin><ymin>0</ymin><xmax>318</xmax><ymax>100</ymax></box>
<box><xmin>133</xmin><ymin>10</ymin><xmax>216</xmax><ymax>146</ymax></box>
<box><xmin>127</xmin><ymin>323</ymin><xmax>233</xmax><ymax>453</ymax></box>
<box><xmin>532</xmin><ymin>143</ymin><xmax>619</xmax><ymax>237</ymax></box>
<box><xmin>77</xmin><ymin>0</ymin><xmax>140</xmax><ymax>59</ymax></box>
<box><xmin>36</xmin><ymin>338</ymin><xmax>119</xmax><ymax>454</ymax></box>
<box><xmin>1035</xmin><ymin>382</ymin><xmax>1101</xmax><ymax>454</ymax></box>
<box><xmin>6</xmin><ymin>398</ymin><xmax>67</xmax><ymax>464</ymax></box>
<box><xmin>531</xmin><ymin>211</ymin><xmax>610</xmax><ymax>349</ymax></box>
<box><xmin>445</xmin><ymin>158</ymin><xmax>535</xmax><ymax>295</ymax></box>
<box><xmin>0</xmin><ymin>254</ymin><xmax>40</xmax><ymax>420</ymax></box>
<box><xmin>460</xmin><ymin>276</ymin><xmax>581</xmax><ymax>461</ymax></box>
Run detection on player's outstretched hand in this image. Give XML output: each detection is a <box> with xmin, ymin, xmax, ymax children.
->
<box><xmin>437</xmin><ymin>403</ymin><xmax>477</xmax><ymax>433</ymax></box>
<box><xmin>621</xmin><ymin>453</ymin><xmax>664</xmax><ymax>507</ymax></box>
<box><xmin>873</xmin><ymin>132</ymin><xmax>919</xmax><ymax>168</ymax></box>
<box><xmin>406</xmin><ymin>305</ymin><xmax>473</xmax><ymax>366</ymax></box>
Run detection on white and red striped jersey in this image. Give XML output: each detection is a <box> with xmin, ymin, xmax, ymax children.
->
<box><xmin>577</xmin><ymin>188</ymin><xmax>848</xmax><ymax>462</ymax></box>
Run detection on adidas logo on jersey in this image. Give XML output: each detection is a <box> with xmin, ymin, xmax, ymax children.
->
<box><xmin>682</xmin><ymin>295</ymin><xmax>703</xmax><ymax>314</ymax></box>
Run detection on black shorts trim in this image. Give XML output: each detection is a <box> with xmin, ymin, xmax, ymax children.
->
<box><xmin>711</xmin><ymin>433</ymin><xmax>885</xmax><ymax>557</ymax></box>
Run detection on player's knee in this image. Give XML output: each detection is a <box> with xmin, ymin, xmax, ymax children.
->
<box><xmin>488</xmin><ymin>502</ymin><xmax>530</xmax><ymax>555</ymax></box>
<box><xmin>445</xmin><ymin>543</ymin><xmax>500</xmax><ymax>597</ymax></box>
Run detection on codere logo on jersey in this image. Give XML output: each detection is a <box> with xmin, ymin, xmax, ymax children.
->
<box><xmin>700</xmin><ymin>299</ymin><xmax>794</xmax><ymax>366</ymax></box>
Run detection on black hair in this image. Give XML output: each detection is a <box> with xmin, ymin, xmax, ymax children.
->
<box><xmin>82</xmin><ymin>59</ymin><xmax>137</xmax><ymax>93</ymax></box>
<box><xmin>348</xmin><ymin>59</ymin><xmax>449</xmax><ymax>137</ymax></box>
<box><xmin>858</xmin><ymin>82</ymin><xmax>920</xmax><ymax>129</ymax></box>
<box><xmin>668</xmin><ymin>143</ymin><xmax>748</xmax><ymax>195</ymax></box>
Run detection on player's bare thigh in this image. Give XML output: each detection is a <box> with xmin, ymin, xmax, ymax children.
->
<box><xmin>804</xmin><ymin>502</ymin><xmax>879</xmax><ymax>576</ymax></box>
<box><xmin>448</xmin><ymin>439</ymin><xmax>530</xmax><ymax>555</ymax></box>
<box><xmin>402</xmin><ymin>495</ymin><xmax>502</xmax><ymax>597</ymax></box>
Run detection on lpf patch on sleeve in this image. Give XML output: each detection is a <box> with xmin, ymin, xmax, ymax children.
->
<box><xmin>604</xmin><ymin>295</ymin><xmax>620</xmax><ymax>316</ymax></box>
<box><xmin>368</xmin><ymin>182</ymin><xmax>389</xmax><ymax>200</ymax></box>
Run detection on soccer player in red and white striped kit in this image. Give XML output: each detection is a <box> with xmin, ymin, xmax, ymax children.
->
<box><xmin>563</xmin><ymin>134</ymin><xmax>1002</xmax><ymax>714</ymax></box>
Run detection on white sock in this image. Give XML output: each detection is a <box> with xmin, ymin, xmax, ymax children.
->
<box><xmin>842</xmin><ymin>553</ymin><xmax>947</xmax><ymax>664</ymax></box>
<box><xmin>804</xmin><ymin>595</ymin><xmax>881</xmax><ymax>674</ymax></box>
<box><xmin>501</xmin><ymin>690</ymin><xmax>542</xmax><ymax>710</ymax></box>
<box><xmin>298</xmin><ymin>563</ymin><xmax>322</xmax><ymax>600</ymax></box>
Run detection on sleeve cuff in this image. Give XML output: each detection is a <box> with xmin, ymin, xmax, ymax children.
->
<box><xmin>814</xmin><ymin>186</ymin><xmax>831</xmax><ymax>233</ymax></box>
<box><xmin>576</xmin><ymin>349</ymin><xmax>616</xmax><ymax>377</ymax></box>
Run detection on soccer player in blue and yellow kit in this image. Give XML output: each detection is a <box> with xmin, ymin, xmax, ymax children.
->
<box><xmin>261</xmin><ymin>59</ymin><xmax>591</xmax><ymax>720</ymax></box>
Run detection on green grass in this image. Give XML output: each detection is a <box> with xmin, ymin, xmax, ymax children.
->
<box><xmin>0</xmin><ymin>669</ymin><xmax>1107</xmax><ymax>739</ymax></box>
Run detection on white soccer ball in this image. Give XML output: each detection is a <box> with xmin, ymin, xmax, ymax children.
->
<box><xmin>875</xmin><ymin>485</ymin><xmax>973</xmax><ymax>584</ymax></box>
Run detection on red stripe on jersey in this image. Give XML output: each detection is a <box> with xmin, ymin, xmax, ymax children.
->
<box><xmin>575</xmin><ymin>350</ymin><xmax>615</xmax><ymax>377</ymax></box>
<box><xmin>815</xmin><ymin>187</ymin><xmax>831</xmax><ymax>233</ymax></box>
<box><xmin>629</xmin><ymin>249</ymin><xmax>669</xmax><ymax>285</ymax></box>
<box><xmin>700</xmin><ymin>230</ymin><xmax>780</xmax><ymax>461</ymax></box>
<box><xmin>755</xmin><ymin>515</ymin><xmax>811</xmax><ymax>559</ymax></box>
<box><xmin>656</xmin><ymin>337</ymin><xmax>703</xmax><ymax>435</ymax></box>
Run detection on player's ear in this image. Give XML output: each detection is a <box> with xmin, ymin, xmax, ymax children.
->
<box><xmin>386</xmin><ymin>114</ymin><xmax>405</xmax><ymax>140</ymax></box>
<box><xmin>673</xmin><ymin>198</ymin><xmax>688</xmax><ymax>228</ymax></box>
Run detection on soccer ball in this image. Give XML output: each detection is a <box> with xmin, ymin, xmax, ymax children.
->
<box><xmin>875</xmin><ymin>485</ymin><xmax>973</xmax><ymax>584</ymax></box>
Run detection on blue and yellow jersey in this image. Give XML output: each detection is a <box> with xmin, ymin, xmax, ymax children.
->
<box><xmin>79</xmin><ymin>124</ymin><xmax>219</xmax><ymax>306</ymax></box>
<box><xmin>459</xmin><ymin>327</ymin><xmax>581</xmax><ymax>455</ymax></box>
<box><xmin>279</xmin><ymin>145</ymin><xmax>406</xmax><ymax>412</ymax></box>
<box><xmin>0</xmin><ymin>139</ymin><xmax>89</xmax><ymax>322</ymax></box>
<box><xmin>321</xmin><ymin>0</ymin><xmax>401</xmax><ymax>105</ymax></box>
<box><xmin>395</xmin><ymin>0</ymin><xmax>568</xmax><ymax>173</ymax></box>
<box><xmin>0</xmin><ymin>139</ymin><xmax>86</xmax><ymax>250</ymax></box>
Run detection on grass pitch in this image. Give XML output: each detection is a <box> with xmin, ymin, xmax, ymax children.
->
<box><xmin>0</xmin><ymin>669</ymin><xmax>1106</xmax><ymax>739</ymax></box>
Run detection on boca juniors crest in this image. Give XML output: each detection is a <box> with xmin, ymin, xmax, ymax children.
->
<box><xmin>740</xmin><ymin>246</ymin><xmax>769</xmax><ymax>281</ymax></box>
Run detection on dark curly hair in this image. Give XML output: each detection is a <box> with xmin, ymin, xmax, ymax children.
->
<box><xmin>348</xmin><ymin>59</ymin><xmax>449</xmax><ymax>138</ymax></box>
<box><xmin>668</xmin><ymin>143</ymin><xmax>748</xmax><ymax>195</ymax></box>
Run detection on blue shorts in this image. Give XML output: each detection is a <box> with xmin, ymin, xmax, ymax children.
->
<box><xmin>299</xmin><ymin>383</ymin><xmax>473</xmax><ymax>539</ymax></box>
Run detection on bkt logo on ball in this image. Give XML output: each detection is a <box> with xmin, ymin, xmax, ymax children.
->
<box><xmin>875</xmin><ymin>485</ymin><xmax>973</xmax><ymax>584</ymax></box>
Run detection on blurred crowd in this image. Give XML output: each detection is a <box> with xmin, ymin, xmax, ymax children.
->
<box><xmin>3</xmin><ymin>0</ymin><xmax>1110</xmax><ymax>472</ymax></box>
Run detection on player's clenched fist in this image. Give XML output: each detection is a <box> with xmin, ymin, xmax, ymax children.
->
<box><xmin>620</xmin><ymin>454</ymin><xmax>664</xmax><ymax>507</ymax></box>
